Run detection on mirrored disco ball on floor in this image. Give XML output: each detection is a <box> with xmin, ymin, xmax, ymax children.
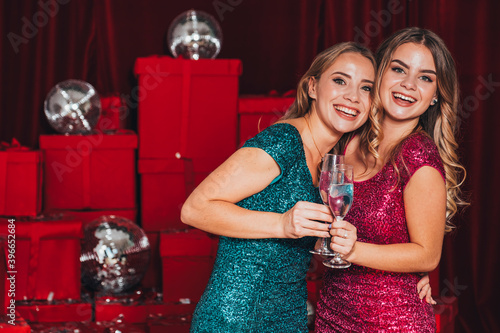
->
<box><xmin>44</xmin><ymin>79</ymin><xmax>101</xmax><ymax>134</ymax></box>
<box><xmin>80</xmin><ymin>215</ymin><xmax>150</xmax><ymax>294</ymax></box>
<box><xmin>167</xmin><ymin>9</ymin><xmax>222</xmax><ymax>60</ymax></box>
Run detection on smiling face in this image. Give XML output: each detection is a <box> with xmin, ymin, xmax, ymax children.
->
<box><xmin>308</xmin><ymin>52</ymin><xmax>375</xmax><ymax>134</ymax></box>
<box><xmin>379</xmin><ymin>42</ymin><xmax>438</xmax><ymax>125</ymax></box>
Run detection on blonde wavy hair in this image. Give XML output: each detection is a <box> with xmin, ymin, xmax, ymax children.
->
<box><xmin>365</xmin><ymin>27</ymin><xmax>468</xmax><ymax>232</ymax></box>
<box><xmin>281</xmin><ymin>42</ymin><xmax>376</xmax><ymax>164</ymax></box>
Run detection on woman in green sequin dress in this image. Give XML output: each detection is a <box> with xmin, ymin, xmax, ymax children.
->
<box><xmin>181</xmin><ymin>42</ymin><xmax>375</xmax><ymax>332</ymax></box>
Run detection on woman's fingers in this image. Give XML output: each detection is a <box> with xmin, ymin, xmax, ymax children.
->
<box><xmin>329</xmin><ymin>220</ymin><xmax>357</xmax><ymax>255</ymax></box>
<box><xmin>329</xmin><ymin>231</ymin><xmax>357</xmax><ymax>255</ymax></box>
<box><xmin>283</xmin><ymin>202</ymin><xmax>333</xmax><ymax>238</ymax></box>
<box><xmin>301</xmin><ymin>220</ymin><xmax>331</xmax><ymax>238</ymax></box>
<box><xmin>418</xmin><ymin>283</ymin><xmax>430</xmax><ymax>300</ymax></box>
<box><xmin>293</xmin><ymin>202</ymin><xmax>334</xmax><ymax>223</ymax></box>
<box><xmin>416</xmin><ymin>273</ymin><xmax>437</xmax><ymax>305</ymax></box>
<box><xmin>329</xmin><ymin>221</ymin><xmax>357</xmax><ymax>242</ymax></box>
<box><xmin>416</xmin><ymin>273</ymin><xmax>429</xmax><ymax>291</ymax></box>
<box><xmin>427</xmin><ymin>293</ymin><xmax>437</xmax><ymax>305</ymax></box>
<box><xmin>330</xmin><ymin>219</ymin><xmax>357</xmax><ymax>232</ymax></box>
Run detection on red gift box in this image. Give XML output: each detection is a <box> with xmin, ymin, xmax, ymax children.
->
<box><xmin>238</xmin><ymin>95</ymin><xmax>295</xmax><ymax>146</ymax></box>
<box><xmin>95</xmin><ymin>298</ymin><xmax>149</xmax><ymax>324</ymax></box>
<box><xmin>133</xmin><ymin>56</ymin><xmax>242</xmax><ymax>160</ymax></box>
<box><xmin>141</xmin><ymin>232</ymin><xmax>161</xmax><ymax>290</ymax></box>
<box><xmin>46</xmin><ymin>209</ymin><xmax>137</xmax><ymax>227</ymax></box>
<box><xmin>0</xmin><ymin>239</ymin><xmax>7</xmax><ymax>316</ymax></box>
<box><xmin>160</xmin><ymin>229</ymin><xmax>218</xmax><ymax>303</ymax></box>
<box><xmin>0</xmin><ymin>142</ymin><xmax>42</xmax><ymax>216</ymax></box>
<box><xmin>29</xmin><ymin>322</ymin><xmax>99</xmax><ymax>333</ymax></box>
<box><xmin>40</xmin><ymin>132</ymin><xmax>137</xmax><ymax>210</ymax></box>
<box><xmin>139</xmin><ymin>158</ymin><xmax>220</xmax><ymax>231</ymax></box>
<box><xmin>95</xmin><ymin>323</ymin><xmax>148</xmax><ymax>333</ymax></box>
<box><xmin>148</xmin><ymin>316</ymin><xmax>191</xmax><ymax>333</ymax></box>
<box><xmin>0</xmin><ymin>219</ymin><xmax>82</xmax><ymax>301</ymax></box>
<box><xmin>97</xmin><ymin>95</ymin><xmax>128</xmax><ymax>131</ymax></box>
<box><xmin>95</xmin><ymin>294</ymin><xmax>196</xmax><ymax>324</ymax></box>
<box><xmin>16</xmin><ymin>300</ymin><xmax>92</xmax><ymax>322</ymax></box>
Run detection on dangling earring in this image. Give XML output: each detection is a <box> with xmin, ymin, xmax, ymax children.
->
<box><xmin>431</xmin><ymin>98</ymin><xmax>438</xmax><ymax>106</ymax></box>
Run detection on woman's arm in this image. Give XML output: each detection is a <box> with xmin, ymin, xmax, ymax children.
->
<box><xmin>338</xmin><ymin>166</ymin><xmax>446</xmax><ymax>272</ymax></box>
<box><xmin>181</xmin><ymin>147</ymin><xmax>333</xmax><ymax>239</ymax></box>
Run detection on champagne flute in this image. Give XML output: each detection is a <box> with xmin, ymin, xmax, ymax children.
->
<box><xmin>323</xmin><ymin>164</ymin><xmax>354</xmax><ymax>269</ymax></box>
<box><xmin>309</xmin><ymin>154</ymin><xmax>344</xmax><ymax>256</ymax></box>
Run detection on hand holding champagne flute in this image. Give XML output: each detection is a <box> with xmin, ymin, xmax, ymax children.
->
<box><xmin>310</xmin><ymin>154</ymin><xmax>344</xmax><ymax>256</ymax></box>
<box><xmin>323</xmin><ymin>164</ymin><xmax>354</xmax><ymax>269</ymax></box>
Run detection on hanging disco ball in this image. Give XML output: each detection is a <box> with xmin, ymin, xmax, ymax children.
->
<box><xmin>44</xmin><ymin>79</ymin><xmax>101</xmax><ymax>134</ymax></box>
<box><xmin>167</xmin><ymin>9</ymin><xmax>222</xmax><ymax>60</ymax></box>
<box><xmin>80</xmin><ymin>215</ymin><xmax>151</xmax><ymax>294</ymax></box>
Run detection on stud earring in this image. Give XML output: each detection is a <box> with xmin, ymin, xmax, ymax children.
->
<box><xmin>432</xmin><ymin>98</ymin><xmax>438</xmax><ymax>105</ymax></box>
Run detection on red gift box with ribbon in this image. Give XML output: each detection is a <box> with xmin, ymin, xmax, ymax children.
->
<box><xmin>133</xmin><ymin>56</ymin><xmax>242</xmax><ymax>160</ymax></box>
<box><xmin>238</xmin><ymin>94</ymin><xmax>295</xmax><ymax>147</ymax></box>
<box><xmin>0</xmin><ymin>218</ymin><xmax>83</xmax><ymax>301</ymax></box>
<box><xmin>16</xmin><ymin>300</ymin><xmax>92</xmax><ymax>322</ymax></box>
<box><xmin>160</xmin><ymin>229</ymin><xmax>218</xmax><ymax>303</ymax></box>
<box><xmin>0</xmin><ymin>139</ymin><xmax>42</xmax><ymax>217</ymax></box>
<box><xmin>139</xmin><ymin>158</ymin><xmax>221</xmax><ymax>231</ymax></box>
<box><xmin>96</xmin><ymin>95</ymin><xmax>128</xmax><ymax>132</ymax></box>
<box><xmin>39</xmin><ymin>131</ymin><xmax>137</xmax><ymax>210</ymax></box>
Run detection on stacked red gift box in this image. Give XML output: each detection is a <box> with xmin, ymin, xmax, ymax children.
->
<box><xmin>40</xmin><ymin>130</ymin><xmax>138</xmax><ymax>224</ymax></box>
<box><xmin>0</xmin><ymin>137</ymin><xmax>88</xmax><ymax>327</ymax></box>
<box><xmin>0</xmin><ymin>140</ymin><xmax>42</xmax><ymax>218</ymax></box>
<box><xmin>0</xmin><ymin>96</ymin><xmax>137</xmax><ymax>328</ymax></box>
<box><xmin>124</xmin><ymin>56</ymin><xmax>241</xmax><ymax>329</ymax></box>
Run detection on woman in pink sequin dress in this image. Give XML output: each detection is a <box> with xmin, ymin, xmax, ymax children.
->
<box><xmin>315</xmin><ymin>28</ymin><xmax>467</xmax><ymax>332</ymax></box>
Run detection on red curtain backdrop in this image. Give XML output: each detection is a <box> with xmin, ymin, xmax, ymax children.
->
<box><xmin>1</xmin><ymin>1</ymin><xmax>499</xmax><ymax>332</ymax></box>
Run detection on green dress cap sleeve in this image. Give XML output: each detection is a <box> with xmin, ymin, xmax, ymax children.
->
<box><xmin>242</xmin><ymin>123</ymin><xmax>302</xmax><ymax>184</ymax></box>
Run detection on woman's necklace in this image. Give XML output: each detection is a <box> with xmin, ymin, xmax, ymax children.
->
<box><xmin>304</xmin><ymin>116</ymin><xmax>323</xmax><ymax>159</ymax></box>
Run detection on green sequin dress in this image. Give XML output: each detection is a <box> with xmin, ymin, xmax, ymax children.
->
<box><xmin>190</xmin><ymin>123</ymin><xmax>321</xmax><ymax>333</ymax></box>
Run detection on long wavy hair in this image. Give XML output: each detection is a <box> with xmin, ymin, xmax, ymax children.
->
<box><xmin>366</xmin><ymin>27</ymin><xmax>468</xmax><ymax>232</ymax></box>
<box><xmin>281</xmin><ymin>42</ymin><xmax>376</xmax><ymax>160</ymax></box>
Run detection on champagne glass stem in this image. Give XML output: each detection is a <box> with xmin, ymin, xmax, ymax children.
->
<box><xmin>323</xmin><ymin>217</ymin><xmax>351</xmax><ymax>268</ymax></box>
<box><xmin>309</xmin><ymin>224</ymin><xmax>336</xmax><ymax>256</ymax></box>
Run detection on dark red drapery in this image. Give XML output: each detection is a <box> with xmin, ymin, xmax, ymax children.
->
<box><xmin>1</xmin><ymin>1</ymin><xmax>499</xmax><ymax>332</ymax></box>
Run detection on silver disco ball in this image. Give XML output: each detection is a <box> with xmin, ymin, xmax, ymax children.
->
<box><xmin>80</xmin><ymin>215</ymin><xmax>150</xmax><ymax>294</ymax></box>
<box><xmin>44</xmin><ymin>79</ymin><xmax>101</xmax><ymax>134</ymax></box>
<box><xmin>167</xmin><ymin>9</ymin><xmax>222</xmax><ymax>60</ymax></box>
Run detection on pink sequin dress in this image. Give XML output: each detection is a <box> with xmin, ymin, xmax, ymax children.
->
<box><xmin>315</xmin><ymin>132</ymin><xmax>445</xmax><ymax>333</ymax></box>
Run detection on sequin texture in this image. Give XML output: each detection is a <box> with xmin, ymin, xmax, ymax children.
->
<box><xmin>315</xmin><ymin>132</ymin><xmax>445</xmax><ymax>333</ymax></box>
<box><xmin>190</xmin><ymin>123</ymin><xmax>320</xmax><ymax>332</ymax></box>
